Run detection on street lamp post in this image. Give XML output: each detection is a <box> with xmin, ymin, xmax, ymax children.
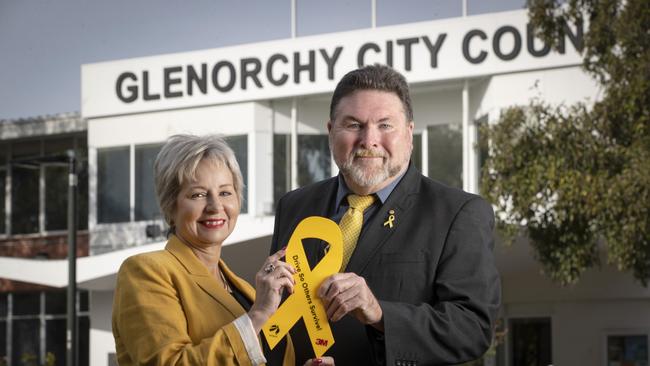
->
<box><xmin>66</xmin><ymin>150</ymin><xmax>78</xmax><ymax>366</ymax></box>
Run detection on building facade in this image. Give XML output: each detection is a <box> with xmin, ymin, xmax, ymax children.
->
<box><xmin>1</xmin><ymin>6</ymin><xmax>649</xmax><ymax>366</ymax></box>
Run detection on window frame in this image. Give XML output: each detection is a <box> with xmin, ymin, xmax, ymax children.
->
<box><xmin>0</xmin><ymin>290</ymin><xmax>91</xmax><ymax>366</ymax></box>
<box><xmin>134</xmin><ymin>143</ymin><xmax>164</xmax><ymax>222</ymax></box>
<box><xmin>602</xmin><ymin>328</ymin><xmax>650</xmax><ymax>366</ymax></box>
<box><xmin>94</xmin><ymin>135</ymin><xmax>251</xmax><ymax>229</ymax></box>
<box><xmin>96</xmin><ymin>145</ymin><xmax>131</xmax><ymax>224</ymax></box>
<box><xmin>0</xmin><ymin>134</ymin><xmax>88</xmax><ymax>238</ymax></box>
<box><xmin>499</xmin><ymin>315</ymin><xmax>554</xmax><ymax>366</ymax></box>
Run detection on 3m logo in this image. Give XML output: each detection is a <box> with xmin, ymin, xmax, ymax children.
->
<box><xmin>315</xmin><ymin>338</ymin><xmax>328</xmax><ymax>346</ymax></box>
<box><xmin>269</xmin><ymin>324</ymin><xmax>280</xmax><ymax>335</ymax></box>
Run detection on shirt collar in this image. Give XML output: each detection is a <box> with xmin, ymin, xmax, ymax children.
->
<box><xmin>335</xmin><ymin>168</ymin><xmax>407</xmax><ymax>209</ymax></box>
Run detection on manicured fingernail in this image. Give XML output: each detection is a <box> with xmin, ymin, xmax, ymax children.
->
<box><xmin>314</xmin><ymin>358</ymin><xmax>322</xmax><ymax>365</ymax></box>
<box><xmin>281</xmin><ymin>245</ymin><xmax>287</xmax><ymax>250</ymax></box>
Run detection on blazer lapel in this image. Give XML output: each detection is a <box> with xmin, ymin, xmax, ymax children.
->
<box><xmin>165</xmin><ymin>236</ymin><xmax>245</xmax><ymax>318</ymax></box>
<box><xmin>346</xmin><ymin>164</ymin><xmax>421</xmax><ymax>274</ymax></box>
<box><xmin>220</xmin><ymin>260</ymin><xmax>256</xmax><ymax>303</ymax></box>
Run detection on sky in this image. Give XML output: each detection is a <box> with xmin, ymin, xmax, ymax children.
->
<box><xmin>0</xmin><ymin>0</ymin><xmax>525</xmax><ymax>120</ymax></box>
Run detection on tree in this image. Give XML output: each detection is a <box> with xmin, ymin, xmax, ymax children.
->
<box><xmin>480</xmin><ymin>0</ymin><xmax>650</xmax><ymax>285</ymax></box>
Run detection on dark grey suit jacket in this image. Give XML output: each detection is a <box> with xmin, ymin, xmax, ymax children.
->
<box><xmin>270</xmin><ymin>164</ymin><xmax>501</xmax><ymax>366</ymax></box>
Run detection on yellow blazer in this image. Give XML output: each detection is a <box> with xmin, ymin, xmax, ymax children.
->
<box><xmin>112</xmin><ymin>235</ymin><xmax>294</xmax><ymax>366</ymax></box>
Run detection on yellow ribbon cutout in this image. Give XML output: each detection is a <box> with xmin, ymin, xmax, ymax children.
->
<box><xmin>262</xmin><ymin>216</ymin><xmax>342</xmax><ymax>358</ymax></box>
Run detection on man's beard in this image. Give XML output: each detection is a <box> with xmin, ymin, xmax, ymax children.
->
<box><xmin>337</xmin><ymin>148</ymin><xmax>405</xmax><ymax>188</ymax></box>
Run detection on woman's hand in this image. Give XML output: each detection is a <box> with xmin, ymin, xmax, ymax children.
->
<box><xmin>303</xmin><ymin>356</ymin><xmax>335</xmax><ymax>366</ymax></box>
<box><xmin>248</xmin><ymin>248</ymin><xmax>296</xmax><ymax>332</ymax></box>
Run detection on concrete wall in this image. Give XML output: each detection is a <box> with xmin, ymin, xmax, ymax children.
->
<box><xmin>476</xmin><ymin>65</ymin><xmax>601</xmax><ymax>123</ymax></box>
<box><xmin>90</xmin><ymin>290</ymin><xmax>116</xmax><ymax>366</ymax></box>
<box><xmin>497</xmin><ymin>238</ymin><xmax>650</xmax><ymax>365</ymax></box>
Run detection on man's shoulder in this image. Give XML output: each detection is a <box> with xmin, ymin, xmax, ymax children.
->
<box><xmin>417</xmin><ymin>174</ymin><xmax>490</xmax><ymax>210</ymax></box>
<box><xmin>278</xmin><ymin>176</ymin><xmax>338</xmax><ymax>204</ymax></box>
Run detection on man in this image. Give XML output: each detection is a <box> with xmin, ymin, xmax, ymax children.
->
<box><xmin>271</xmin><ymin>65</ymin><xmax>500</xmax><ymax>365</ymax></box>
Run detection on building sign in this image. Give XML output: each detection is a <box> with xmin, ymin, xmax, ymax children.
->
<box><xmin>82</xmin><ymin>10</ymin><xmax>583</xmax><ymax>118</ymax></box>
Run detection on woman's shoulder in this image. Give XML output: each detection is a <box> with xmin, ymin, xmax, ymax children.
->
<box><xmin>118</xmin><ymin>249</ymin><xmax>176</xmax><ymax>276</ymax></box>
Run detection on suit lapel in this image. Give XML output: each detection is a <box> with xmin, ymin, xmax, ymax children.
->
<box><xmin>346</xmin><ymin>164</ymin><xmax>421</xmax><ymax>274</ymax></box>
<box><xmin>165</xmin><ymin>236</ymin><xmax>245</xmax><ymax>318</ymax></box>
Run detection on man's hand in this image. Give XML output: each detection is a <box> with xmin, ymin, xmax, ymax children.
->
<box><xmin>317</xmin><ymin>273</ymin><xmax>384</xmax><ymax>331</ymax></box>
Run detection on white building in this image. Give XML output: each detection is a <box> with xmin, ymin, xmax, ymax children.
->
<box><xmin>1</xmin><ymin>6</ymin><xmax>648</xmax><ymax>366</ymax></box>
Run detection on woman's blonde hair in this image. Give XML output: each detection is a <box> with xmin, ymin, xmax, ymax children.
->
<box><xmin>153</xmin><ymin>134</ymin><xmax>244</xmax><ymax>231</ymax></box>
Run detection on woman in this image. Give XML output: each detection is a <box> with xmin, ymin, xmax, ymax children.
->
<box><xmin>112</xmin><ymin>134</ymin><xmax>333</xmax><ymax>366</ymax></box>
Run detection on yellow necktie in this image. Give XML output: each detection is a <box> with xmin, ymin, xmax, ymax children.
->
<box><xmin>339</xmin><ymin>194</ymin><xmax>376</xmax><ymax>271</ymax></box>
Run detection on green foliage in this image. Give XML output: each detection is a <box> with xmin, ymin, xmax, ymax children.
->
<box><xmin>44</xmin><ymin>353</ymin><xmax>56</xmax><ymax>366</ymax></box>
<box><xmin>481</xmin><ymin>0</ymin><xmax>650</xmax><ymax>285</ymax></box>
<box><xmin>10</xmin><ymin>352</ymin><xmax>57</xmax><ymax>366</ymax></box>
<box><xmin>20</xmin><ymin>353</ymin><xmax>37</xmax><ymax>366</ymax></box>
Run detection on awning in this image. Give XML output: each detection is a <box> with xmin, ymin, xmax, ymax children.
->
<box><xmin>0</xmin><ymin>216</ymin><xmax>275</xmax><ymax>290</ymax></box>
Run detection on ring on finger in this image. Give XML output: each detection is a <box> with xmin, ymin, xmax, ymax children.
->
<box><xmin>264</xmin><ymin>263</ymin><xmax>276</xmax><ymax>274</ymax></box>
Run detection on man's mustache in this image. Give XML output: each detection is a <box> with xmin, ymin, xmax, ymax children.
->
<box><xmin>353</xmin><ymin>149</ymin><xmax>385</xmax><ymax>158</ymax></box>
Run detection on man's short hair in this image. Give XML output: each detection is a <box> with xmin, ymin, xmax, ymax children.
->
<box><xmin>329</xmin><ymin>64</ymin><xmax>413</xmax><ymax>122</ymax></box>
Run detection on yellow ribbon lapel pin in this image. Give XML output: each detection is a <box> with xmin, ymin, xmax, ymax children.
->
<box><xmin>383</xmin><ymin>209</ymin><xmax>396</xmax><ymax>228</ymax></box>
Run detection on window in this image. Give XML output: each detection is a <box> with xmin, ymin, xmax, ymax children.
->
<box><xmin>79</xmin><ymin>316</ymin><xmax>90</xmax><ymax>366</ymax></box>
<box><xmin>427</xmin><ymin>124</ymin><xmax>462</xmax><ymax>188</ymax></box>
<box><xmin>273</xmin><ymin>133</ymin><xmax>331</xmax><ymax>205</ymax></box>
<box><xmin>467</xmin><ymin>0</ymin><xmax>526</xmax><ymax>15</ymax></box>
<box><xmin>76</xmin><ymin>138</ymin><xmax>89</xmax><ymax>230</ymax></box>
<box><xmin>79</xmin><ymin>290</ymin><xmax>89</xmax><ymax>312</ymax></box>
<box><xmin>224</xmin><ymin>135</ymin><xmax>248</xmax><ymax>214</ymax></box>
<box><xmin>45</xmin><ymin>291</ymin><xmax>66</xmax><ymax>314</ymax></box>
<box><xmin>11</xmin><ymin>165</ymin><xmax>39</xmax><ymax>234</ymax></box>
<box><xmin>411</xmin><ymin>133</ymin><xmax>422</xmax><ymax>172</ymax></box>
<box><xmin>0</xmin><ymin>135</ymin><xmax>88</xmax><ymax>235</ymax></box>
<box><xmin>135</xmin><ymin>144</ymin><xmax>163</xmax><ymax>221</ymax></box>
<box><xmin>273</xmin><ymin>134</ymin><xmax>291</xmax><ymax>207</ymax></box>
<box><xmin>475</xmin><ymin>114</ymin><xmax>490</xmax><ymax>192</ymax></box>
<box><xmin>99</xmin><ymin>138</ymin><xmax>249</xmax><ymax>223</ymax></box>
<box><xmin>296</xmin><ymin>0</ymin><xmax>370</xmax><ymax>36</ymax></box>
<box><xmin>10</xmin><ymin>140</ymin><xmax>40</xmax><ymax>234</ymax></box>
<box><xmin>0</xmin><ymin>295</ymin><xmax>6</xmax><ymax>364</ymax></box>
<box><xmin>377</xmin><ymin>0</ymin><xmax>462</xmax><ymax>26</ymax></box>
<box><xmin>0</xmin><ymin>171</ymin><xmax>5</xmax><ymax>235</ymax></box>
<box><xmin>608</xmin><ymin>334</ymin><xmax>648</xmax><ymax>366</ymax></box>
<box><xmin>97</xmin><ymin>146</ymin><xmax>130</xmax><ymax>223</ymax></box>
<box><xmin>509</xmin><ymin>317</ymin><xmax>552</xmax><ymax>366</ymax></box>
<box><xmin>0</xmin><ymin>290</ymin><xmax>90</xmax><ymax>366</ymax></box>
<box><xmin>12</xmin><ymin>319</ymin><xmax>40</xmax><ymax>364</ymax></box>
<box><xmin>298</xmin><ymin>134</ymin><xmax>330</xmax><ymax>187</ymax></box>
<box><xmin>13</xmin><ymin>292</ymin><xmax>40</xmax><ymax>316</ymax></box>
<box><xmin>0</xmin><ymin>294</ymin><xmax>6</xmax><ymax>316</ymax></box>
<box><xmin>46</xmin><ymin>318</ymin><xmax>66</xmax><ymax>366</ymax></box>
<box><xmin>44</xmin><ymin>166</ymin><xmax>68</xmax><ymax>231</ymax></box>
<box><xmin>42</xmin><ymin>136</ymin><xmax>89</xmax><ymax>231</ymax></box>
<box><xmin>0</xmin><ymin>320</ymin><xmax>5</xmax><ymax>365</ymax></box>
